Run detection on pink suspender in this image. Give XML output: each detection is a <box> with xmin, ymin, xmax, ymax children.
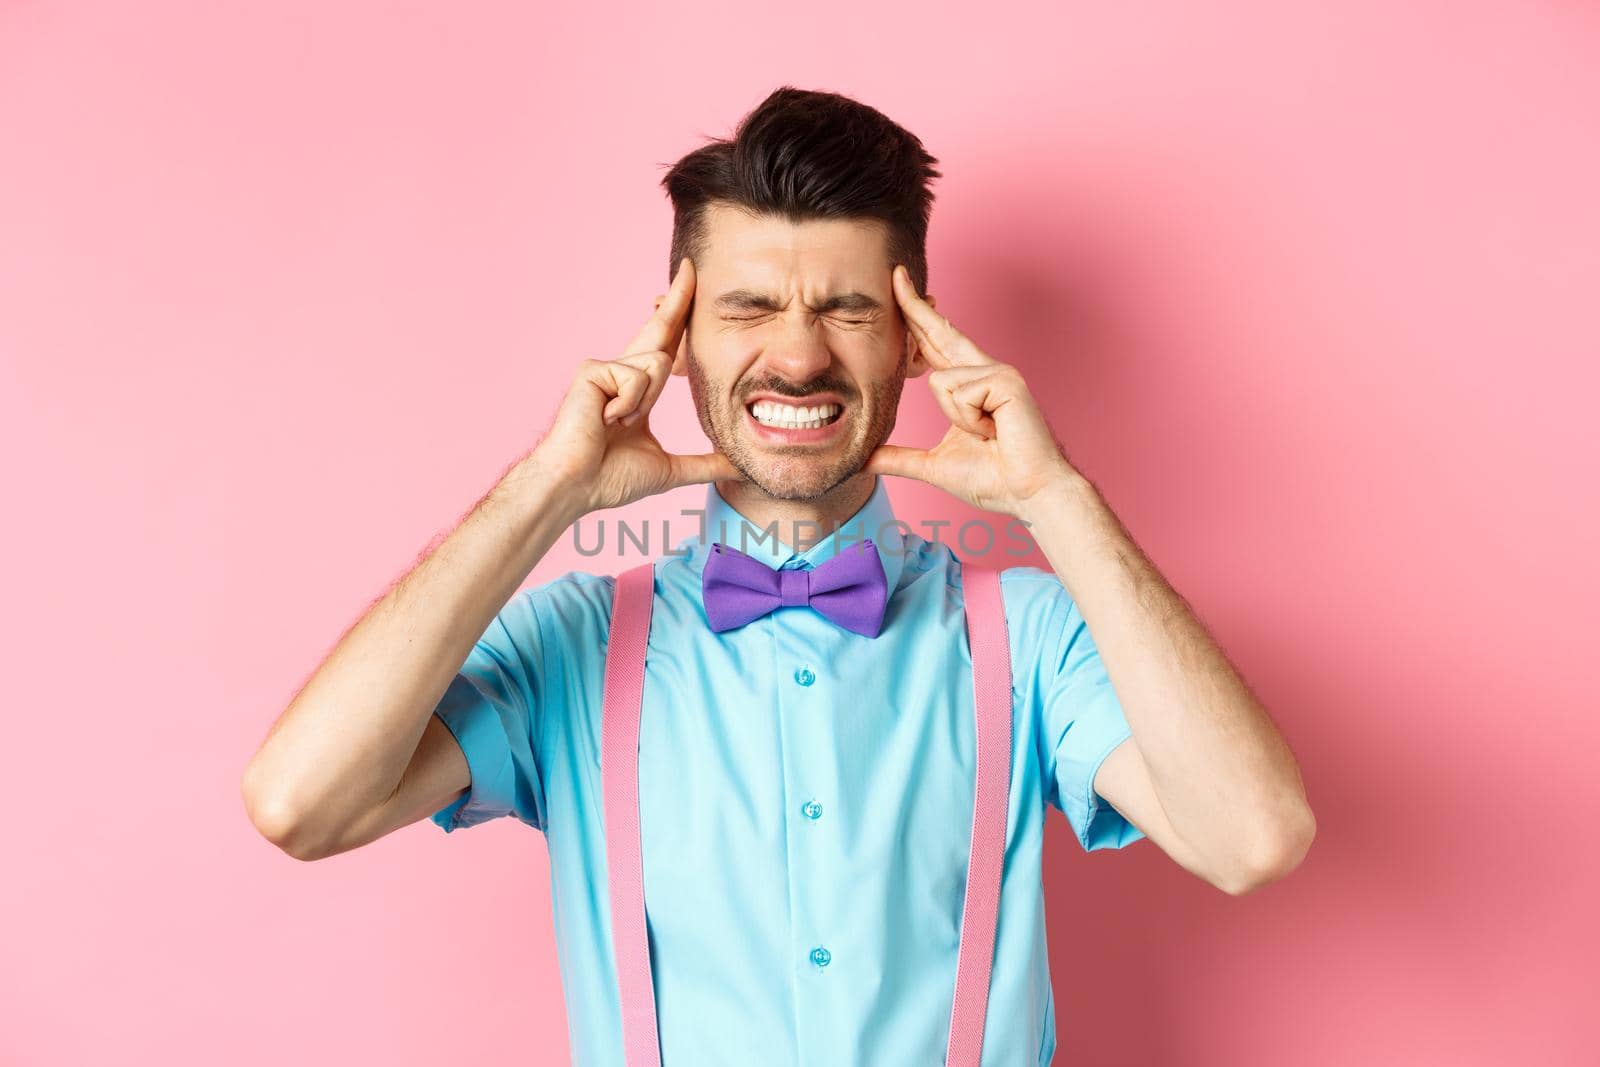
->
<box><xmin>602</xmin><ymin>563</ymin><xmax>661</xmax><ymax>1065</ymax></box>
<box><xmin>602</xmin><ymin>561</ymin><xmax>1013</xmax><ymax>1066</ymax></box>
<box><xmin>945</xmin><ymin>564</ymin><xmax>1013</xmax><ymax>1066</ymax></box>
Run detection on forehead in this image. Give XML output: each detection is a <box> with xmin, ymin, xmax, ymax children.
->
<box><xmin>696</xmin><ymin>201</ymin><xmax>892</xmax><ymax>291</ymax></box>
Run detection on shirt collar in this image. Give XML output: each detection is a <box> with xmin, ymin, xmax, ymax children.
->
<box><xmin>676</xmin><ymin>475</ymin><xmax>907</xmax><ymax>593</ymax></box>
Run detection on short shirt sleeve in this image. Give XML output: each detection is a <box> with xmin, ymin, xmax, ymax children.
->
<box><xmin>1005</xmin><ymin>566</ymin><xmax>1145</xmax><ymax>852</ymax></box>
<box><xmin>429</xmin><ymin>588</ymin><xmax>550</xmax><ymax>834</ymax></box>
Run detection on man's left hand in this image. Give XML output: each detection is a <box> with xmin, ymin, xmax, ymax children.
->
<box><xmin>866</xmin><ymin>264</ymin><xmax>1077</xmax><ymax>520</ymax></box>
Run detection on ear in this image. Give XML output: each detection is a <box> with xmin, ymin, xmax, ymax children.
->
<box><xmin>672</xmin><ymin>330</ymin><xmax>689</xmax><ymax>376</ymax></box>
<box><xmin>904</xmin><ymin>292</ymin><xmax>937</xmax><ymax>379</ymax></box>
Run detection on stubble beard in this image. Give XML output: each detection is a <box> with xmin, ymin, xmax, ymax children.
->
<box><xmin>685</xmin><ymin>346</ymin><xmax>906</xmax><ymax>502</ymax></box>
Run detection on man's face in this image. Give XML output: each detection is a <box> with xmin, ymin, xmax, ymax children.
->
<box><xmin>672</xmin><ymin>201</ymin><xmax>926</xmax><ymax>501</ymax></box>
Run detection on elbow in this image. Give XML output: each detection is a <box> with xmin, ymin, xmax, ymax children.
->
<box><xmin>1217</xmin><ymin>800</ymin><xmax>1317</xmax><ymax>896</ymax></box>
<box><xmin>241</xmin><ymin>764</ymin><xmax>330</xmax><ymax>863</ymax></box>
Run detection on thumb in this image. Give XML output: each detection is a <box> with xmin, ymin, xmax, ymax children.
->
<box><xmin>864</xmin><ymin>444</ymin><xmax>933</xmax><ymax>483</ymax></box>
<box><xmin>666</xmin><ymin>449</ymin><xmax>740</xmax><ymax>489</ymax></box>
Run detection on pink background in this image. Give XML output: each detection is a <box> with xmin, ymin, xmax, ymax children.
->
<box><xmin>3</xmin><ymin>2</ymin><xmax>1596</xmax><ymax>1064</ymax></box>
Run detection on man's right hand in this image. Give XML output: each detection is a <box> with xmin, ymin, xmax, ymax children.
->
<box><xmin>244</xmin><ymin>258</ymin><xmax>740</xmax><ymax>861</ymax></box>
<box><xmin>534</xmin><ymin>256</ymin><xmax>737</xmax><ymax>518</ymax></box>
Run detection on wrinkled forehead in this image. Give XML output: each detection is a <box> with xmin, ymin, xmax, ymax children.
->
<box><xmin>696</xmin><ymin>201</ymin><xmax>893</xmax><ymax>303</ymax></box>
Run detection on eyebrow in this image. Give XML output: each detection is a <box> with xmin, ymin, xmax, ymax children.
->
<box><xmin>714</xmin><ymin>289</ymin><xmax>883</xmax><ymax>314</ymax></box>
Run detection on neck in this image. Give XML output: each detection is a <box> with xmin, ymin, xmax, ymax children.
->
<box><xmin>715</xmin><ymin>471</ymin><xmax>878</xmax><ymax>553</ymax></box>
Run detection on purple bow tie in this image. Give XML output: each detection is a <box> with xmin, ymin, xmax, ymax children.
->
<box><xmin>702</xmin><ymin>539</ymin><xmax>888</xmax><ymax>637</ymax></box>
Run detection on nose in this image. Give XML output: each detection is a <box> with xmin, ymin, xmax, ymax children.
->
<box><xmin>760</xmin><ymin>318</ymin><xmax>834</xmax><ymax>383</ymax></box>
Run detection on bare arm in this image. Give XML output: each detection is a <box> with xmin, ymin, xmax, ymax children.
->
<box><xmin>240</xmin><ymin>458</ymin><xmax>579</xmax><ymax>861</ymax></box>
<box><xmin>1026</xmin><ymin>472</ymin><xmax>1316</xmax><ymax>894</ymax></box>
<box><xmin>241</xmin><ymin>257</ymin><xmax>733</xmax><ymax>861</ymax></box>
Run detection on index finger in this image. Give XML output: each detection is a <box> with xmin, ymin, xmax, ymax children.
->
<box><xmin>627</xmin><ymin>256</ymin><xmax>696</xmax><ymax>356</ymax></box>
<box><xmin>892</xmin><ymin>264</ymin><xmax>993</xmax><ymax>368</ymax></box>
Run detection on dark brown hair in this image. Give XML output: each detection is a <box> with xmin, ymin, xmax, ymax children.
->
<box><xmin>660</xmin><ymin>86</ymin><xmax>941</xmax><ymax>297</ymax></box>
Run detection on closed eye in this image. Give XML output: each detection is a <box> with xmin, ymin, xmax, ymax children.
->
<box><xmin>721</xmin><ymin>312</ymin><xmax>877</xmax><ymax>327</ymax></box>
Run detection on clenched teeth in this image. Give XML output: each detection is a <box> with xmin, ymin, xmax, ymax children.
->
<box><xmin>749</xmin><ymin>400</ymin><xmax>842</xmax><ymax>429</ymax></box>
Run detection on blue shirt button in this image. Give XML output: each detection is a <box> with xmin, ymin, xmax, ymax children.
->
<box><xmin>794</xmin><ymin>666</ymin><xmax>816</xmax><ymax>687</ymax></box>
<box><xmin>802</xmin><ymin>800</ymin><xmax>823</xmax><ymax>820</ymax></box>
<box><xmin>810</xmin><ymin>946</ymin><xmax>831</xmax><ymax>967</ymax></box>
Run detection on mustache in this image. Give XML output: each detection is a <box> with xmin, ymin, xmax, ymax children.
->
<box><xmin>737</xmin><ymin>375</ymin><xmax>858</xmax><ymax>401</ymax></box>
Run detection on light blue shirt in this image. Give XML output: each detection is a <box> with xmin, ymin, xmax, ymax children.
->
<box><xmin>430</xmin><ymin>476</ymin><xmax>1144</xmax><ymax>1066</ymax></box>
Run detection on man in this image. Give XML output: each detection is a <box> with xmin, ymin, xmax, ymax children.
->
<box><xmin>242</xmin><ymin>86</ymin><xmax>1314</xmax><ymax>1065</ymax></box>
